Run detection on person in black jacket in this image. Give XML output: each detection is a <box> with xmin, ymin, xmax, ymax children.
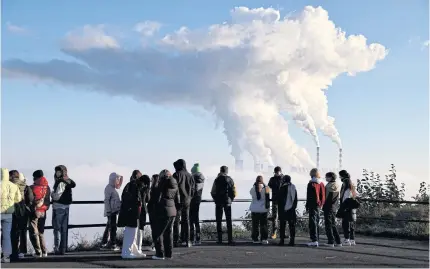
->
<box><xmin>51</xmin><ymin>165</ymin><xmax>76</xmax><ymax>255</ymax></box>
<box><xmin>277</xmin><ymin>175</ymin><xmax>297</xmax><ymax>246</ymax></box>
<box><xmin>148</xmin><ymin>174</ymin><xmax>160</xmax><ymax>251</ymax></box>
<box><xmin>150</xmin><ymin>169</ymin><xmax>180</xmax><ymax>260</ymax></box>
<box><xmin>172</xmin><ymin>159</ymin><xmax>195</xmax><ymax>247</ymax></box>
<box><xmin>268</xmin><ymin>166</ymin><xmax>283</xmax><ymax>239</ymax></box>
<box><xmin>136</xmin><ymin>174</ymin><xmax>151</xmax><ymax>254</ymax></box>
<box><xmin>322</xmin><ymin>172</ymin><xmax>341</xmax><ymax>247</ymax></box>
<box><xmin>189</xmin><ymin>163</ymin><xmax>205</xmax><ymax>245</ymax></box>
<box><xmin>210</xmin><ymin>166</ymin><xmax>236</xmax><ymax>245</ymax></box>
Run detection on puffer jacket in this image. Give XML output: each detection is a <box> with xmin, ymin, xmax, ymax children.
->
<box><xmin>0</xmin><ymin>168</ymin><xmax>22</xmax><ymax>214</ymax></box>
<box><xmin>104</xmin><ymin>173</ymin><xmax>122</xmax><ymax>217</ymax></box>
<box><xmin>31</xmin><ymin>177</ymin><xmax>51</xmax><ymax>213</ymax></box>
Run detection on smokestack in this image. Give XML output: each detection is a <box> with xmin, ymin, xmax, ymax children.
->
<box><xmin>316</xmin><ymin>146</ymin><xmax>320</xmax><ymax>169</ymax></box>
<box><xmin>235</xmin><ymin>159</ymin><xmax>244</xmax><ymax>171</ymax></box>
<box><xmin>339</xmin><ymin>148</ymin><xmax>343</xmax><ymax>170</ymax></box>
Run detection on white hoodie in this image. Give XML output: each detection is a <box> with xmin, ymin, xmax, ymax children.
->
<box><xmin>249</xmin><ymin>184</ymin><xmax>269</xmax><ymax>213</ymax></box>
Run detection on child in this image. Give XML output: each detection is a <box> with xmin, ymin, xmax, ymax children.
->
<box><xmin>305</xmin><ymin>168</ymin><xmax>325</xmax><ymax>247</ymax></box>
<box><xmin>322</xmin><ymin>172</ymin><xmax>341</xmax><ymax>247</ymax></box>
<box><xmin>339</xmin><ymin>170</ymin><xmax>358</xmax><ymax>246</ymax></box>
<box><xmin>102</xmin><ymin>172</ymin><xmax>123</xmax><ymax>251</ymax></box>
<box><xmin>249</xmin><ymin>175</ymin><xmax>270</xmax><ymax>244</ymax></box>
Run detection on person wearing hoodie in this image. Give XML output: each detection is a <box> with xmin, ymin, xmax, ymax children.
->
<box><xmin>268</xmin><ymin>166</ymin><xmax>283</xmax><ymax>239</ymax></box>
<box><xmin>1</xmin><ymin>168</ymin><xmax>22</xmax><ymax>263</ymax></box>
<box><xmin>9</xmin><ymin>171</ymin><xmax>33</xmax><ymax>260</ymax></box>
<box><xmin>101</xmin><ymin>172</ymin><xmax>123</xmax><ymax>251</ymax></box>
<box><xmin>136</xmin><ymin>174</ymin><xmax>151</xmax><ymax>254</ymax></box>
<box><xmin>322</xmin><ymin>172</ymin><xmax>342</xmax><ymax>247</ymax></box>
<box><xmin>249</xmin><ymin>175</ymin><xmax>270</xmax><ymax>245</ymax></box>
<box><xmin>211</xmin><ymin>166</ymin><xmax>236</xmax><ymax>245</ymax></box>
<box><xmin>305</xmin><ymin>168</ymin><xmax>325</xmax><ymax>247</ymax></box>
<box><xmin>147</xmin><ymin>174</ymin><xmax>160</xmax><ymax>252</ymax></box>
<box><xmin>189</xmin><ymin>163</ymin><xmax>205</xmax><ymax>245</ymax></box>
<box><xmin>118</xmin><ymin>170</ymin><xmax>144</xmax><ymax>259</ymax></box>
<box><xmin>29</xmin><ymin>170</ymin><xmax>51</xmax><ymax>257</ymax></box>
<box><xmin>277</xmin><ymin>175</ymin><xmax>298</xmax><ymax>246</ymax></box>
<box><xmin>172</xmin><ymin>159</ymin><xmax>195</xmax><ymax>247</ymax></box>
<box><xmin>338</xmin><ymin>170</ymin><xmax>358</xmax><ymax>246</ymax></box>
<box><xmin>150</xmin><ymin>169</ymin><xmax>180</xmax><ymax>260</ymax></box>
<box><xmin>51</xmin><ymin>165</ymin><xmax>76</xmax><ymax>255</ymax></box>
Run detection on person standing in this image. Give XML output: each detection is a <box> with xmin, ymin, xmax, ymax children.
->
<box><xmin>150</xmin><ymin>169</ymin><xmax>180</xmax><ymax>260</ymax></box>
<box><xmin>189</xmin><ymin>163</ymin><xmax>205</xmax><ymax>245</ymax></box>
<box><xmin>147</xmin><ymin>174</ymin><xmax>160</xmax><ymax>251</ymax></box>
<box><xmin>211</xmin><ymin>166</ymin><xmax>236</xmax><ymax>245</ymax></box>
<box><xmin>101</xmin><ymin>172</ymin><xmax>123</xmax><ymax>251</ymax></box>
<box><xmin>268</xmin><ymin>166</ymin><xmax>283</xmax><ymax>239</ymax></box>
<box><xmin>0</xmin><ymin>168</ymin><xmax>22</xmax><ymax>263</ymax></box>
<box><xmin>29</xmin><ymin>171</ymin><xmax>51</xmax><ymax>257</ymax></box>
<box><xmin>305</xmin><ymin>168</ymin><xmax>325</xmax><ymax>247</ymax></box>
<box><xmin>339</xmin><ymin>170</ymin><xmax>358</xmax><ymax>246</ymax></box>
<box><xmin>322</xmin><ymin>172</ymin><xmax>342</xmax><ymax>247</ymax></box>
<box><xmin>51</xmin><ymin>165</ymin><xmax>76</xmax><ymax>255</ymax></box>
<box><xmin>249</xmin><ymin>176</ymin><xmax>270</xmax><ymax>244</ymax></box>
<box><xmin>277</xmin><ymin>175</ymin><xmax>298</xmax><ymax>246</ymax></box>
<box><xmin>136</xmin><ymin>175</ymin><xmax>151</xmax><ymax>254</ymax></box>
<box><xmin>9</xmin><ymin>171</ymin><xmax>33</xmax><ymax>261</ymax></box>
<box><xmin>172</xmin><ymin>159</ymin><xmax>194</xmax><ymax>247</ymax></box>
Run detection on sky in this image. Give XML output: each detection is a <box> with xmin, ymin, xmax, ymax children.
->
<box><xmin>1</xmin><ymin>0</ymin><xmax>429</xmax><ymax>249</ymax></box>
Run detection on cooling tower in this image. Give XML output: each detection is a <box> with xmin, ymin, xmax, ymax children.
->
<box><xmin>339</xmin><ymin>148</ymin><xmax>343</xmax><ymax>170</ymax></box>
<box><xmin>316</xmin><ymin>146</ymin><xmax>320</xmax><ymax>169</ymax></box>
<box><xmin>235</xmin><ymin>159</ymin><xmax>244</xmax><ymax>171</ymax></box>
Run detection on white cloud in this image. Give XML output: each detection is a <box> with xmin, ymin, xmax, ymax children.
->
<box><xmin>2</xmin><ymin>6</ymin><xmax>387</xmax><ymax>169</ymax></box>
<box><xmin>134</xmin><ymin>21</ymin><xmax>162</xmax><ymax>36</ymax></box>
<box><xmin>6</xmin><ymin>22</ymin><xmax>28</xmax><ymax>34</ymax></box>
<box><xmin>62</xmin><ymin>24</ymin><xmax>120</xmax><ymax>51</ymax></box>
<box><xmin>422</xmin><ymin>40</ymin><xmax>429</xmax><ymax>49</ymax></box>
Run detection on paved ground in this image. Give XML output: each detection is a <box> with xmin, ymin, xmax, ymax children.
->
<box><xmin>3</xmin><ymin>236</ymin><xmax>429</xmax><ymax>268</ymax></box>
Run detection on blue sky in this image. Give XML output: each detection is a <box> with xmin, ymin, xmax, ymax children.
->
<box><xmin>1</xmin><ymin>0</ymin><xmax>429</xmax><ymax>192</ymax></box>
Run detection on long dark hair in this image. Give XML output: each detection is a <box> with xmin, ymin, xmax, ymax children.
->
<box><xmin>151</xmin><ymin>174</ymin><xmax>159</xmax><ymax>189</ymax></box>
<box><xmin>131</xmin><ymin>170</ymin><xmax>141</xmax><ymax>181</ymax></box>
<box><xmin>254</xmin><ymin>175</ymin><xmax>264</xmax><ymax>200</ymax></box>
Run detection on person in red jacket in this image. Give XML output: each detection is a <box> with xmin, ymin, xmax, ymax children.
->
<box><xmin>29</xmin><ymin>170</ymin><xmax>51</xmax><ymax>257</ymax></box>
<box><xmin>305</xmin><ymin>168</ymin><xmax>325</xmax><ymax>247</ymax></box>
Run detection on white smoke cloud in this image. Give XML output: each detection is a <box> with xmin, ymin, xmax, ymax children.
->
<box><xmin>2</xmin><ymin>6</ymin><xmax>387</xmax><ymax>167</ymax></box>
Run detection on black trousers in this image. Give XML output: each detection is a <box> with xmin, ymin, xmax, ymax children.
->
<box><xmin>342</xmin><ymin>218</ymin><xmax>355</xmax><ymax>240</ymax></box>
<box><xmin>174</xmin><ymin>204</ymin><xmax>190</xmax><ymax>244</ymax></box>
<box><xmin>215</xmin><ymin>204</ymin><xmax>233</xmax><ymax>242</ymax></box>
<box><xmin>11</xmin><ymin>215</ymin><xmax>28</xmax><ymax>258</ymax></box>
<box><xmin>279</xmin><ymin>211</ymin><xmax>296</xmax><ymax>242</ymax></box>
<box><xmin>271</xmin><ymin>202</ymin><xmax>278</xmax><ymax>235</ymax></box>
<box><xmin>153</xmin><ymin>216</ymin><xmax>175</xmax><ymax>258</ymax></box>
<box><xmin>308</xmin><ymin>208</ymin><xmax>320</xmax><ymax>242</ymax></box>
<box><xmin>324</xmin><ymin>210</ymin><xmax>341</xmax><ymax>244</ymax></box>
<box><xmin>251</xmin><ymin>212</ymin><xmax>268</xmax><ymax>241</ymax></box>
<box><xmin>189</xmin><ymin>199</ymin><xmax>201</xmax><ymax>242</ymax></box>
<box><xmin>101</xmin><ymin>213</ymin><xmax>118</xmax><ymax>246</ymax></box>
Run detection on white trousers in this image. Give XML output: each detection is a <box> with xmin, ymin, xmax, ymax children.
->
<box><xmin>121</xmin><ymin>227</ymin><xmax>139</xmax><ymax>257</ymax></box>
<box><xmin>1</xmin><ymin>215</ymin><xmax>13</xmax><ymax>257</ymax></box>
<box><xmin>136</xmin><ymin>229</ymin><xmax>144</xmax><ymax>252</ymax></box>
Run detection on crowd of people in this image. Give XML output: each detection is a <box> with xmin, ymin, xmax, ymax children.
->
<box><xmin>0</xmin><ymin>159</ymin><xmax>359</xmax><ymax>263</ymax></box>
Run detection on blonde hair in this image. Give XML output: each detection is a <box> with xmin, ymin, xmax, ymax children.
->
<box><xmin>310</xmin><ymin>168</ymin><xmax>319</xmax><ymax>178</ymax></box>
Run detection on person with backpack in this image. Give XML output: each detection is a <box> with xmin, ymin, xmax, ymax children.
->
<box><xmin>29</xmin><ymin>170</ymin><xmax>51</xmax><ymax>257</ymax></box>
<box><xmin>338</xmin><ymin>170</ymin><xmax>359</xmax><ymax>246</ymax></box>
<box><xmin>305</xmin><ymin>168</ymin><xmax>325</xmax><ymax>247</ymax></box>
<box><xmin>51</xmin><ymin>165</ymin><xmax>76</xmax><ymax>255</ymax></box>
<box><xmin>249</xmin><ymin>175</ymin><xmax>270</xmax><ymax>245</ymax></box>
<box><xmin>101</xmin><ymin>172</ymin><xmax>123</xmax><ymax>251</ymax></box>
<box><xmin>172</xmin><ymin>159</ymin><xmax>194</xmax><ymax>247</ymax></box>
<box><xmin>322</xmin><ymin>172</ymin><xmax>342</xmax><ymax>247</ymax></box>
<box><xmin>189</xmin><ymin>163</ymin><xmax>205</xmax><ymax>245</ymax></box>
<box><xmin>268</xmin><ymin>166</ymin><xmax>283</xmax><ymax>239</ymax></box>
<box><xmin>277</xmin><ymin>175</ymin><xmax>298</xmax><ymax>246</ymax></box>
<box><xmin>9</xmin><ymin>170</ymin><xmax>33</xmax><ymax>261</ymax></box>
<box><xmin>1</xmin><ymin>168</ymin><xmax>22</xmax><ymax>263</ymax></box>
<box><xmin>211</xmin><ymin>166</ymin><xmax>236</xmax><ymax>245</ymax></box>
<box><xmin>136</xmin><ymin>174</ymin><xmax>151</xmax><ymax>255</ymax></box>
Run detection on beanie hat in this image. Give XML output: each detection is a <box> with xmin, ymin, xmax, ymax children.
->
<box><xmin>33</xmin><ymin>170</ymin><xmax>44</xmax><ymax>179</ymax></box>
<box><xmin>191</xmin><ymin>163</ymin><xmax>200</xmax><ymax>174</ymax></box>
<box><xmin>220</xmin><ymin>166</ymin><xmax>228</xmax><ymax>174</ymax></box>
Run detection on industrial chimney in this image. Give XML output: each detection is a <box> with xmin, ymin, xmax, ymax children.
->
<box><xmin>316</xmin><ymin>146</ymin><xmax>320</xmax><ymax>169</ymax></box>
<box><xmin>235</xmin><ymin>159</ymin><xmax>244</xmax><ymax>171</ymax></box>
<box><xmin>339</xmin><ymin>148</ymin><xmax>343</xmax><ymax>170</ymax></box>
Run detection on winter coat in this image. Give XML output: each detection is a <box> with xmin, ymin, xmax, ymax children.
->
<box><xmin>0</xmin><ymin>168</ymin><xmax>22</xmax><ymax>214</ymax></box>
<box><xmin>305</xmin><ymin>177</ymin><xmax>326</xmax><ymax>210</ymax></box>
<box><xmin>10</xmin><ymin>174</ymin><xmax>34</xmax><ymax>217</ymax></box>
<box><xmin>150</xmin><ymin>176</ymin><xmax>180</xmax><ymax>218</ymax></box>
<box><xmin>268</xmin><ymin>175</ymin><xmax>283</xmax><ymax>202</ymax></box>
<box><xmin>277</xmin><ymin>182</ymin><xmax>298</xmax><ymax>221</ymax></box>
<box><xmin>211</xmin><ymin>173</ymin><xmax>236</xmax><ymax>205</ymax></box>
<box><xmin>173</xmin><ymin>159</ymin><xmax>195</xmax><ymax>205</ymax></box>
<box><xmin>192</xmin><ymin>172</ymin><xmax>205</xmax><ymax>203</ymax></box>
<box><xmin>30</xmin><ymin>177</ymin><xmax>51</xmax><ymax>213</ymax></box>
<box><xmin>104</xmin><ymin>174</ymin><xmax>122</xmax><ymax>217</ymax></box>
<box><xmin>249</xmin><ymin>183</ymin><xmax>270</xmax><ymax>213</ymax></box>
<box><xmin>117</xmin><ymin>179</ymin><xmax>141</xmax><ymax>228</ymax></box>
<box><xmin>52</xmin><ymin>165</ymin><xmax>76</xmax><ymax>205</ymax></box>
<box><xmin>339</xmin><ymin>182</ymin><xmax>357</xmax><ymax>221</ymax></box>
<box><xmin>323</xmin><ymin>179</ymin><xmax>340</xmax><ymax>212</ymax></box>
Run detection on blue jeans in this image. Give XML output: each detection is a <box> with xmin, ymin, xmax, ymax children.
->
<box><xmin>308</xmin><ymin>208</ymin><xmax>320</xmax><ymax>242</ymax></box>
<box><xmin>52</xmin><ymin>208</ymin><xmax>69</xmax><ymax>254</ymax></box>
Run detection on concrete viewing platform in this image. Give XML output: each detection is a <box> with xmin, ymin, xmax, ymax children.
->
<box><xmin>3</xmin><ymin>236</ymin><xmax>429</xmax><ymax>268</ymax></box>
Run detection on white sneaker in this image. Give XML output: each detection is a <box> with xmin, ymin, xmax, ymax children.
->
<box><xmin>343</xmin><ymin>239</ymin><xmax>351</xmax><ymax>246</ymax></box>
<box><xmin>253</xmin><ymin>240</ymin><xmax>260</xmax><ymax>244</ymax></box>
<box><xmin>112</xmin><ymin>246</ymin><xmax>120</xmax><ymax>251</ymax></box>
<box><xmin>18</xmin><ymin>253</ymin><xmax>25</xmax><ymax>258</ymax></box>
<box><xmin>136</xmin><ymin>251</ymin><xmax>146</xmax><ymax>257</ymax></box>
<box><xmin>350</xmin><ymin>240</ymin><xmax>356</xmax><ymax>246</ymax></box>
<box><xmin>261</xmin><ymin>240</ymin><xmax>269</xmax><ymax>245</ymax></box>
<box><xmin>324</xmin><ymin>243</ymin><xmax>334</xmax><ymax>247</ymax></box>
<box><xmin>42</xmin><ymin>253</ymin><xmax>48</xmax><ymax>257</ymax></box>
<box><xmin>152</xmin><ymin>255</ymin><xmax>165</xmax><ymax>260</ymax></box>
<box><xmin>1</xmin><ymin>257</ymin><xmax>10</xmax><ymax>263</ymax></box>
<box><xmin>307</xmin><ymin>241</ymin><xmax>319</xmax><ymax>247</ymax></box>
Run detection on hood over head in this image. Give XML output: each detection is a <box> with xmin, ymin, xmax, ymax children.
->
<box><xmin>174</xmin><ymin>159</ymin><xmax>187</xmax><ymax>171</ymax></box>
<box><xmin>35</xmin><ymin>176</ymin><xmax>49</xmax><ymax>186</ymax></box>
<box><xmin>19</xmin><ymin>173</ymin><xmax>26</xmax><ymax>183</ymax></box>
<box><xmin>54</xmin><ymin>165</ymin><xmax>68</xmax><ymax>179</ymax></box>
<box><xmin>1</xmin><ymin>168</ymin><xmax>10</xmax><ymax>182</ymax></box>
<box><xmin>220</xmin><ymin>166</ymin><xmax>228</xmax><ymax>175</ymax></box>
<box><xmin>191</xmin><ymin>163</ymin><xmax>200</xmax><ymax>174</ymax></box>
<box><xmin>130</xmin><ymin>170</ymin><xmax>141</xmax><ymax>181</ymax></box>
